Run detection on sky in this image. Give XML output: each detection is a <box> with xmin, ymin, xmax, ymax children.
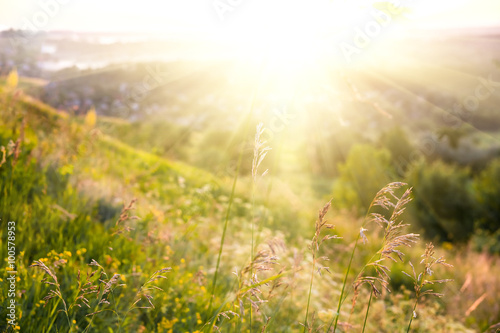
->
<box><xmin>0</xmin><ymin>0</ymin><xmax>499</xmax><ymax>37</ymax></box>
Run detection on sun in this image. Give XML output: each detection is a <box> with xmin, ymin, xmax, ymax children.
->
<box><xmin>197</xmin><ymin>0</ymin><xmax>415</xmax><ymax>107</ymax></box>
<box><xmin>205</xmin><ymin>0</ymin><xmax>390</xmax><ymax>88</ymax></box>
<box><xmin>216</xmin><ymin>1</ymin><xmax>363</xmax><ymax>63</ymax></box>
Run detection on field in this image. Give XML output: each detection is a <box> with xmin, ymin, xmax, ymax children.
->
<box><xmin>1</xmin><ymin>24</ymin><xmax>500</xmax><ymax>333</ymax></box>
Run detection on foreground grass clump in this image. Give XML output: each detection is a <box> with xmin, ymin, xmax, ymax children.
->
<box><xmin>0</xmin><ymin>86</ymin><xmax>499</xmax><ymax>332</ymax></box>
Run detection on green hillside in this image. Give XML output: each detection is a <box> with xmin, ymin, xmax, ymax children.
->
<box><xmin>1</xmin><ymin>81</ymin><xmax>499</xmax><ymax>333</ymax></box>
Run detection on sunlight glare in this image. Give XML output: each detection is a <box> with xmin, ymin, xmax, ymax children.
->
<box><xmin>219</xmin><ymin>0</ymin><xmax>364</xmax><ymax>67</ymax></box>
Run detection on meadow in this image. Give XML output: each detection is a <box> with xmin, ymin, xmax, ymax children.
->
<box><xmin>1</xmin><ymin>57</ymin><xmax>500</xmax><ymax>333</ymax></box>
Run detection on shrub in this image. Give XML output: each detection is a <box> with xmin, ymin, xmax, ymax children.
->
<box><xmin>472</xmin><ymin>158</ymin><xmax>500</xmax><ymax>253</ymax></box>
<box><xmin>406</xmin><ymin>160</ymin><xmax>476</xmax><ymax>243</ymax></box>
<box><xmin>332</xmin><ymin>144</ymin><xmax>393</xmax><ymax>212</ymax></box>
<box><xmin>474</xmin><ymin>158</ymin><xmax>500</xmax><ymax>233</ymax></box>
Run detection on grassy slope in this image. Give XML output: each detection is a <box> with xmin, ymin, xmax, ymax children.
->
<box><xmin>0</xmin><ymin>85</ymin><xmax>499</xmax><ymax>332</ymax></box>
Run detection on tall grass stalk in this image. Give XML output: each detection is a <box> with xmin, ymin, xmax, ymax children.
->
<box><xmin>117</xmin><ymin>267</ymin><xmax>170</xmax><ymax>332</ymax></box>
<box><xmin>404</xmin><ymin>243</ymin><xmax>453</xmax><ymax>332</ymax></box>
<box><xmin>329</xmin><ymin>182</ymin><xmax>412</xmax><ymax>332</ymax></box>
<box><xmin>29</xmin><ymin>260</ymin><xmax>73</xmax><ymax>330</ymax></box>
<box><xmin>362</xmin><ymin>287</ymin><xmax>373</xmax><ymax>332</ymax></box>
<box><xmin>207</xmin><ymin>83</ymin><xmax>262</xmax><ymax>328</ymax></box>
<box><xmin>254</xmin><ymin>138</ymin><xmax>284</xmax><ymax>333</ymax></box>
<box><xmin>207</xmin><ymin>52</ymin><xmax>269</xmax><ymax>331</ymax></box>
<box><xmin>329</xmin><ymin>233</ymin><xmax>360</xmax><ymax>332</ymax></box>
<box><xmin>250</xmin><ymin>122</ymin><xmax>271</xmax><ymax>331</ymax></box>
<box><xmin>303</xmin><ymin>258</ymin><xmax>316</xmax><ymax>333</ymax></box>
<box><xmin>303</xmin><ymin>201</ymin><xmax>339</xmax><ymax>332</ymax></box>
<box><xmin>208</xmin><ymin>139</ymin><xmax>244</xmax><ymax>317</ymax></box>
<box><xmin>359</xmin><ymin>186</ymin><xmax>418</xmax><ymax>331</ymax></box>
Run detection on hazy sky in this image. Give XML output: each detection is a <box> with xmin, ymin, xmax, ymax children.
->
<box><xmin>0</xmin><ymin>0</ymin><xmax>499</xmax><ymax>36</ymax></box>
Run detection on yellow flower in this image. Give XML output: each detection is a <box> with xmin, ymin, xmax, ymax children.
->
<box><xmin>6</xmin><ymin>68</ymin><xmax>18</xmax><ymax>89</ymax></box>
<box><xmin>73</xmin><ymin>320</ymin><xmax>76</xmax><ymax>324</ymax></box>
<box><xmin>157</xmin><ymin>317</ymin><xmax>179</xmax><ymax>331</ymax></box>
<box><xmin>84</xmin><ymin>108</ymin><xmax>97</xmax><ymax>127</ymax></box>
<box><xmin>77</xmin><ymin>248</ymin><xmax>87</xmax><ymax>256</ymax></box>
